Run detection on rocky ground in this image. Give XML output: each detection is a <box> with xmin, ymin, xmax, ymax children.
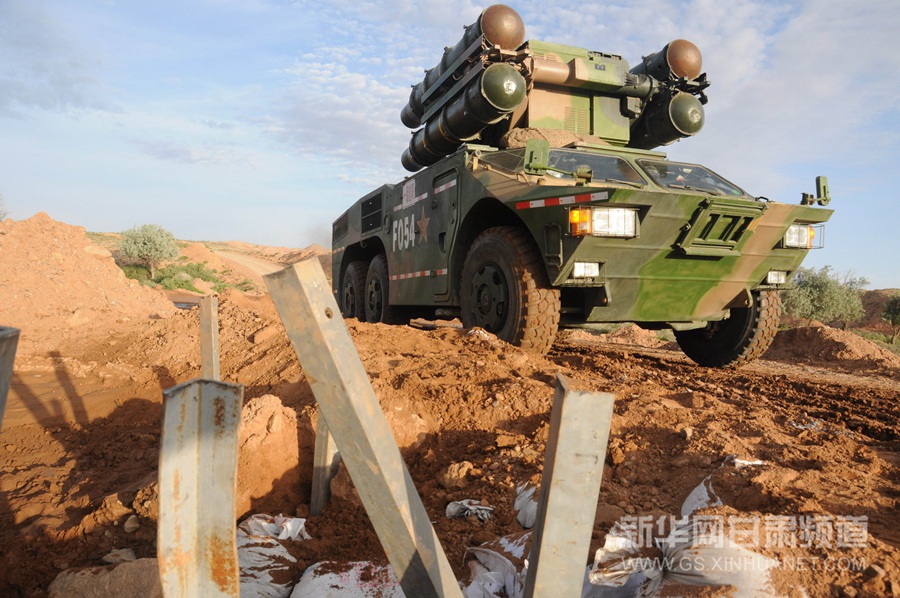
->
<box><xmin>0</xmin><ymin>213</ymin><xmax>898</xmax><ymax>597</ymax></box>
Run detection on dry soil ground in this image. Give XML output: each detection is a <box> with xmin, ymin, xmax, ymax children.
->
<box><xmin>1</xmin><ymin>213</ymin><xmax>898</xmax><ymax>597</ymax></box>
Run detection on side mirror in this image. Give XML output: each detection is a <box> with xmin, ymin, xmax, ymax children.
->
<box><xmin>815</xmin><ymin>175</ymin><xmax>831</xmax><ymax>206</ymax></box>
<box><xmin>801</xmin><ymin>175</ymin><xmax>831</xmax><ymax>206</ymax></box>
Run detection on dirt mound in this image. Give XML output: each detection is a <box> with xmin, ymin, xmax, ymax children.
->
<box><xmin>280</xmin><ymin>243</ymin><xmax>328</xmax><ymax>264</ymax></box>
<box><xmin>223</xmin><ymin>241</ymin><xmax>327</xmax><ymax>266</ymax></box>
<box><xmin>600</xmin><ymin>324</ymin><xmax>665</xmax><ymax>347</ymax></box>
<box><xmin>236</xmin><ymin>394</ymin><xmax>310</xmax><ymax>520</ymax></box>
<box><xmin>558</xmin><ymin>325</ymin><xmax>665</xmax><ymax>348</ymax></box>
<box><xmin>0</xmin><ymin>212</ymin><xmax>175</xmax><ymax>352</ymax></box>
<box><xmin>765</xmin><ymin>326</ymin><xmax>900</xmax><ymax>375</ymax></box>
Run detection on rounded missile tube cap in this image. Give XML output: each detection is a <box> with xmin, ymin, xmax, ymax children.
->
<box><xmin>666</xmin><ymin>39</ymin><xmax>703</xmax><ymax>80</ymax></box>
<box><xmin>480</xmin><ymin>4</ymin><xmax>526</xmax><ymax>49</ymax></box>
<box><xmin>669</xmin><ymin>91</ymin><xmax>704</xmax><ymax>135</ymax></box>
<box><xmin>479</xmin><ymin>62</ymin><xmax>527</xmax><ymax>112</ymax></box>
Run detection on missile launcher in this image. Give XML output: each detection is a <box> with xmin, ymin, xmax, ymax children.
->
<box><xmin>332</xmin><ymin>4</ymin><xmax>834</xmax><ymax>368</ymax></box>
<box><xmin>400</xmin><ymin>5</ymin><xmax>710</xmax><ymax>171</ymax></box>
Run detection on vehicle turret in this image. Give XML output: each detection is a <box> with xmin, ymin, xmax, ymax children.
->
<box><xmin>399</xmin><ymin>4</ymin><xmax>711</xmax><ymax>172</ymax></box>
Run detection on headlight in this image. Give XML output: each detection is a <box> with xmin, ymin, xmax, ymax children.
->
<box><xmin>784</xmin><ymin>224</ymin><xmax>821</xmax><ymax>249</ymax></box>
<box><xmin>593</xmin><ymin>208</ymin><xmax>638</xmax><ymax>237</ymax></box>
<box><xmin>569</xmin><ymin>207</ymin><xmax>639</xmax><ymax>238</ymax></box>
<box><xmin>784</xmin><ymin>224</ymin><xmax>812</xmax><ymax>248</ymax></box>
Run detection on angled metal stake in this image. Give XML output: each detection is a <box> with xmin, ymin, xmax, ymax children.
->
<box><xmin>158</xmin><ymin>379</ymin><xmax>242</xmax><ymax>598</ymax></box>
<box><xmin>200</xmin><ymin>295</ymin><xmax>220</xmax><ymax>380</ymax></box>
<box><xmin>310</xmin><ymin>416</ymin><xmax>340</xmax><ymax>517</ymax></box>
<box><xmin>0</xmin><ymin>327</ymin><xmax>20</xmax><ymax>431</ymax></box>
<box><xmin>265</xmin><ymin>259</ymin><xmax>462</xmax><ymax>598</ymax></box>
<box><xmin>524</xmin><ymin>374</ymin><xmax>615</xmax><ymax>598</ymax></box>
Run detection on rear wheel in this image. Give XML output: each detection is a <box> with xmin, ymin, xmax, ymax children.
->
<box><xmin>675</xmin><ymin>290</ymin><xmax>781</xmax><ymax>367</ymax></box>
<box><xmin>339</xmin><ymin>260</ymin><xmax>367</xmax><ymax>320</ymax></box>
<box><xmin>364</xmin><ymin>254</ymin><xmax>407</xmax><ymax>324</ymax></box>
<box><xmin>459</xmin><ymin>226</ymin><xmax>560</xmax><ymax>354</ymax></box>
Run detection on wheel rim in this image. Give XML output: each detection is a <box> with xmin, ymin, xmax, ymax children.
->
<box><xmin>366</xmin><ymin>278</ymin><xmax>384</xmax><ymax>321</ymax></box>
<box><xmin>469</xmin><ymin>263</ymin><xmax>509</xmax><ymax>332</ymax></box>
<box><xmin>342</xmin><ymin>279</ymin><xmax>356</xmax><ymax>316</ymax></box>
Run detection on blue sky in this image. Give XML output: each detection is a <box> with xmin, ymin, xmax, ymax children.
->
<box><xmin>1</xmin><ymin>0</ymin><xmax>898</xmax><ymax>288</ymax></box>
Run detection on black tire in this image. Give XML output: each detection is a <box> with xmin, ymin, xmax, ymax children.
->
<box><xmin>459</xmin><ymin>226</ymin><xmax>560</xmax><ymax>354</ymax></box>
<box><xmin>675</xmin><ymin>290</ymin><xmax>781</xmax><ymax>367</ymax></box>
<box><xmin>364</xmin><ymin>254</ymin><xmax>407</xmax><ymax>324</ymax></box>
<box><xmin>339</xmin><ymin>260</ymin><xmax>367</xmax><ymax>320</ymax></box>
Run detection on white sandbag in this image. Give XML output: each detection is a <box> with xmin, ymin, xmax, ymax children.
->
<box><xmin>446</xmin><ymin>499</ymin><xmax>495</xmax><ymax>521</ymax></box>
<box><xmin>237</xmin><ymin>514</ymin><xmax>310</xmax><ymax>598</ymax></box>
<box><xmin>514</xmin><ymin>483</ymin><xmax>538</xmax><ymax>529</ymax></box>
<box><xmin>290</xmin><ymin>562</ymin><xmax>404</xmax><ymax>598</ymax></box>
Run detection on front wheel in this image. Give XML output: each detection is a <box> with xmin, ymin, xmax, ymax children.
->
<box><xmin>675</xmin><ymin>290</ymin><xmax>781</xmax><ymax>367</ymax></box>
<box><xmin>459</xmin><ymin>226</ymin><xmax>560</xmax><ymax>354</ymax></box>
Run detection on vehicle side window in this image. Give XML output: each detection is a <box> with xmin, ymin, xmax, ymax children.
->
<box><xmin>479</xmin><ymin>149</ymin><xmax>526</xmax><ymax>173</ymax></box>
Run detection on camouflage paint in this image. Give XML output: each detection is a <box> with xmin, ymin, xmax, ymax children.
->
<box><xmin>333</xmin><ymin>144</ymin><xmax>832</xmax><ymax>330</ymax></box>
<box><xmin>520</xmin><ymin>41</ymin><xmax>634</xmax><ymax>145</ymax></box>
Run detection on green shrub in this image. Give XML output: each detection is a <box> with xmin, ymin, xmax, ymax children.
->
<box><xmin>783</xmin><ymin>266</ymin><xmax>868</xmax><ymax>327</ymax></box>
<box><xmin>154</xmin><ymin>261</ymin><xmax>219</xmax><ymax>283</ymax></box>
<box><xmin>883</xmin><ymin>295</ymin><xmax>900</xmax><ymax>344</ymax></box>
<box><xmin>151</xmin><ymin>261</ymin><xmax>221</xmax><ymax>293</ymax></box>
<box><xmin>156</xmin><ymin>276</ymin><xmax>202</xmax><ymax>293</ymax></box>
<box><xmin>119</xmin><ymin>257</ymin><xmax>257</xmax><ymax>296</ymax></box>
<box><xmin>121</xmin><ymin>264</ymin><xmax>151</xmax><ymax>282</ymax></box>
<box><xmin>118</xmin><ymin>224</ymin><xmax>179</xmax><ymax>277</ymax></box>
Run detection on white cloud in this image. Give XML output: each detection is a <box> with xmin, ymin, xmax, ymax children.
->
<box><xmin>131</xmin><ymin>138</ymin><xmax>256</xmax><ymax>166</ymax></box>
<box><xmin>260</xmin><ymin>62</ymin><xmax>411</xmax><ymax>184</ymax></box>
<box><xmin>0</xmin><ymin>1</ymin><xmax>114</xmax><ymax>117</ymax></box>
<box><xmin>665</xmin><ymin>0</ymin><xmax>900</xmax><ymax>195</ymax></box>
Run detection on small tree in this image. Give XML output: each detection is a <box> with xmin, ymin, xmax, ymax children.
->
<box><xmin>783</xmin><ymin>266</ymin><xmax>868</xmax><ymax>328</ymax></box>
<box><xmin>0</xmin><ymin>194</ymin><xmax>8</xmax><ymax>220</ymax></box>
<box><xmin>118</xmin><ymin>224</ymin><xmax>179</xmax><ymax>278</ymax></box>
<box><xmin>883</xmin><ymin>295</ymin><xmax>900</xmax><ymax>344</ymax></box>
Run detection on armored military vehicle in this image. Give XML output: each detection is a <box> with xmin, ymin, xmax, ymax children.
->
<box><xmin>332</xmin><ymin>4</ymin><xmax>832</xmax><ymax>367</ymax></box>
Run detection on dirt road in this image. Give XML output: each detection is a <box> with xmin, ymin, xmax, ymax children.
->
<box><xmin>213</xmin><ymin>250</ymin><xmax>284</xmax><ymax>285</ymax></box>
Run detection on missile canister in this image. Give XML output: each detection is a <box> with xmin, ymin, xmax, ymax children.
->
<box><xmin>400</xmin><ymin>4</ymin><xmax>525</xmax><ymax>129</ymax></box>
<box><xmin>630</xmin><ymin>39</ymin><xmax>703</xmax><ymax>81</ymax></box>
<box><xmin>627</xmin><ymin>39</ymin><xmax>707</xmax><ymax>148</ymax></box>
<box><xmin>628</xmin><ymin>90</ymin><xmax>705</xmax><ymax>150</ymax></box>
<box><xmin>401</xmin><ymin>62</ymin><xmax>527</xmax><ymax>171</ymax></box>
